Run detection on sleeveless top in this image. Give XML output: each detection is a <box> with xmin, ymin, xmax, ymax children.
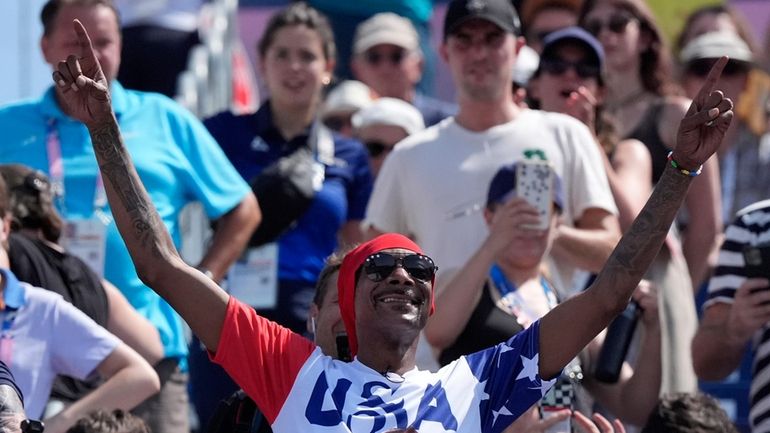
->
<box><xmin>8</xmin><ymin>232</ymin><xmax>110</xmax><ymax>402</ymax></box>
<box><xmin>626</xmin><ymin>101</ymin><xmax>669</xmax><ymax>183</ymax></box>
<box><xmin>439</xmin><ymin>282</ymin><xmax>526</xmax><ymax>366</ymax></box>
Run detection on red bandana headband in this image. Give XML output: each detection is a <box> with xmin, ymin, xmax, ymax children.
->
<box><xmin>337</xmin><ymin>233</ymin><xmax>436</xmax><ymax>356</ymax></box>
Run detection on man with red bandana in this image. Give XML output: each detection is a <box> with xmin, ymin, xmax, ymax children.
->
<box><xmin>55</xmin><ymin>13</ymin><xmax>735</xmax><ymax>433</ymax></box>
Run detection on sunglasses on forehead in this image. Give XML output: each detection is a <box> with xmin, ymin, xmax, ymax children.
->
<box><xmin>686</xmin><ymin>58</ymin><xmax>750</xmax><ymax>78</ymax></box>
<box><xmin>363</xmin><ymin>252</ymin><xmax>438</xmax><ymax>282</ymax></box>
<box><xmin>540</xmin><ymin>57</ymin><xmax>600</xmax><ymax>79</ymax></box>
<box><xmin>584</xmin><ymin>12</ymin><xmax>635</xmax><ymax>37</ymax></box>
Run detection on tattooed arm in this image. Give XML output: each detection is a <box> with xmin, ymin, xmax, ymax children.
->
<box><xmin>52</xmin><ymin>20</ymin><xmax>228</xmax><ymax>351</ymax></box>
<box><xmin>537</xmin><ymin>58</ymin><xmax>734</xmax><ymax>379</ymax></box>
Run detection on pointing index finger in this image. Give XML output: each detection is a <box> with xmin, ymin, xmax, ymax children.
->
<box><xmin>73</xmin><ymin>19</ymin><xmax>97</xmax><ymax>62</ymax></box>
<box><xmin>694</xmin><ymin>56</ymin><xmax>727</xmax><ymax>107</ymax></box>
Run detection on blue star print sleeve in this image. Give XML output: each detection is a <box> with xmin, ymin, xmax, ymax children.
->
<box><xmin>463</xmin><ymin>320</ymin><xmax>556</xmax><ymax>433</ymax></box>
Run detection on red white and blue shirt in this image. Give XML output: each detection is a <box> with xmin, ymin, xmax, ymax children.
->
<box><xmin>212</xmin><ymin>297</ymin><xmax>554</xmax><ymax>432</ymax></box>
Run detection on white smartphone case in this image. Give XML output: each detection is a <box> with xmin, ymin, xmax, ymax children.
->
<box><xmin>516</xmin><ymin>159</ymin><xmax>554</xmax><ymax>230</ymax></box>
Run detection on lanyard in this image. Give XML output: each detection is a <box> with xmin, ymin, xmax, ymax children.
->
<box><xmin>0</xmin><ymin>309</ymin><xmax>17</xmax><ymax>337</ymax></box>
<box><xmin>489</xmin><ymin>264</ymin><xmax>557</xmax><ymax>321</ymax></box>
<box><xmin>45</xmin><ymin>119</ymin><xmax>108</xmax><ymax>215</ymax></box>
<box><xmin>0</xmin><ymin>309</ymin><xmax>18</xmax><ymax>364</ymax></box>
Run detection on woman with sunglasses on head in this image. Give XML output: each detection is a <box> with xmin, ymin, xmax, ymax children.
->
<box><xmin>195</xmin><ymin>3</ymin><xmax>373</xmax><ymax>428</ymax></box>
<box><xmin>578</xmin><ymin>0</ymin><xmax>722</xmax><ymax>294</ymax></box>
<box><xmin>425</xmin><ymin>161</ymin><xmax>661</xmax><ymax>432</ymax></box>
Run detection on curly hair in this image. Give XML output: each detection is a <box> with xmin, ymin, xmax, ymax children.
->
<box><xmin>641</xmin><ymin>392</ymin><xmax>739</xmax><ymax>433</ymax></box>
<box><xmin>66</xmin><ymin>410</ymin><xmax>149</xmax><ymax>433</ymax></box>
<box><xmin>0</xmin><ymin>165</ymin><xmax>63</xmax><ymax>243</ymax></box>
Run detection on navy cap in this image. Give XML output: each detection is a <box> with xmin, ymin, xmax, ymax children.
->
<box><xmin>486</xmin><ymin>161</ymin><xmax>564</xmax><ymax>209</ymax></box>
<box><xmin>541</xmin><ymin>26</ymin><xmax>605</xmax><ymax>69</ymax></box>
<box><xmin>444</xmin><ymin>0</ymin><xmax>522</xmax><ymax>39</ymax></box>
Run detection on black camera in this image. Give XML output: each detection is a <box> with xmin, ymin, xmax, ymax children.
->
<box><xmin>743</xmin><ymin>242</ymin><xmax>770</xmax><ymax>280</ymax></box>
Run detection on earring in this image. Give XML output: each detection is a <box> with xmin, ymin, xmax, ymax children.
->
<box><xmin>322</xmin><ymin>76</ymin><xmax>331</xmax><ymax>86</ymax></box>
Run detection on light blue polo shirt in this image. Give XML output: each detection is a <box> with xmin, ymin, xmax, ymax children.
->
<box><xmin>0</xmin><ymin>269</ymin><xmax>119</xmax><ymax>418</ymax></box>
<box><xmin>0</xmin><ymin>83</ymin><xmax>252</xmax><ymax>363</ymax></box>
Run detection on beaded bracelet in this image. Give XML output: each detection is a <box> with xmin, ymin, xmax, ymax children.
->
<box><xmin>667</xmin><ymin>151</ymin><xmax>703</xmax><ymax>177</ymax></box>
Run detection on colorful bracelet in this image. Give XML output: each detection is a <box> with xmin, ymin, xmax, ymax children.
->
<box><xmin>667</xmin><ymin>151</ymin><xmax>702</xmax><ymax>177</ymax></box>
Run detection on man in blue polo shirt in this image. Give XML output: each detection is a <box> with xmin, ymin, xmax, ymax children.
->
<box><xmin>0</xmin><ymin>1</ymin><xmax>260</xmax><ymax>433</ymax></box>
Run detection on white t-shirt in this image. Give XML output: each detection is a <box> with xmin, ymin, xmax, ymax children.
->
<box><xmin>365</xmin><ymin>110</ymin><xmax>617</xmax><ymax>294</ymax></box>
<box><xmin>0</xmin><ymin>277</ymin><xmax>120</xmax><ymax>418</ymax></box>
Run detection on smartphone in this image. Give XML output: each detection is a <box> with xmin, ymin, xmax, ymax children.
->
<box><xmin>516</xmin><ymin>159</ymin><xmax>554</xmax><ymax>230</ymax></box>
<box><xmin>743</xmin><ymin>242</ymin><xmax>770</xmax><ymax>280</ymax></box>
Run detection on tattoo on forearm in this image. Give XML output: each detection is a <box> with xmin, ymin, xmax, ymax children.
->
<box><xmin>90</xmin><ymin>122</ymin><xmax>169</xmax><ymax>258</ymax></box>
<box><xmin>598</xmin><ymin>167</ymin><xmax>692</xmax><ymax>295</ymax></box>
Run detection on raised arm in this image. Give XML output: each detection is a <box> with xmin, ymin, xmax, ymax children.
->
<box><xmin>52</xmin><ymin>20</ymin><xmax>229</xmax><ymax>351</ymax></box>
<box><xmin>537</xmin><ymin>57</ymin><xmax>734</xmax><ymax>379</ymax></box>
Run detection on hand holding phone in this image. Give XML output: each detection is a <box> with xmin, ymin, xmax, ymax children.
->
<box><xmin>515</xmin><ymin>159</ymin><xmax>555</xmax><ymax>230</ymax></box>
<box><xmin>743</xmin><ymin>242</ymin><xmax>770</xmax><ymax>280</ymax></box>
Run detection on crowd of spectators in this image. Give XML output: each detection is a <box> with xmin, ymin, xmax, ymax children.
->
<box><xmin>1</xmin><ymin>0</ymin><xmax>769</xmax><ymax>432</ymax></box>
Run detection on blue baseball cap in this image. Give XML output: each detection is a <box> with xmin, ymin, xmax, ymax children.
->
<box><xmin>541</xmin><ymin>26</ymin><xmax>605</xmax><ymax>70</ymax></box>
<box><xmin>486</xmin><ymin>161</ymin><xmax>564</xmax><ymax>210</ymax></box>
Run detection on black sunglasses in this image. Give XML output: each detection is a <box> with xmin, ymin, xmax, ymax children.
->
<box><xmin>364</xmin><ymin>49</ymin><xmax>406</xmax><ymax>66</ymax></box>
<box><xmin>363</xmin><ymin>252</ymin><xmax>438</xmax><ymax>282</ymax></box>
<box><xmin>364</xmin><ymin>140</ymin><xmax>395</xmax><ymax>158</ymax></box>
<box><xmin>584</xmin><ymin>12</ymin><xmax>635</xmax><ymax>37</ymax></box>
<box><xmin>687</xmin><ymin>58</ymin><xmax>750</xmax><ymax>78</ymax></box>
<box><xmin>540</xmin><ymin>57</ymin><xmax>600</xmax><ymax>79</ymax></box>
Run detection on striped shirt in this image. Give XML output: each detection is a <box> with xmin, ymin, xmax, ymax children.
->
<box><xmin>705</xmin><ymin>199</ymin><xmax>770</xmax><ymax>432</ymax></box>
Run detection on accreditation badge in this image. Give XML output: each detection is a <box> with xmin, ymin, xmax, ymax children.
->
<box><xmin>62</xmin><ymin>216</ymin><xmax>108</xmax><ymax>278</ymax></box>
<box><xmin>227</xmin><ymin>243</ymin><xmax>279</xmax><ymax>309</ymax></box>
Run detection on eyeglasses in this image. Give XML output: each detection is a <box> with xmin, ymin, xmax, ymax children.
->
<box><xmin>364</xmin><ymin>140</ymin><xmax>395</xmax><ymax>158</ymax></box>
<box><xmin>363</xmin><ymin>252</ymin><xmax>438</xmax><ymax>282</ymax></box>
<box><xmin>540</xmin><ymin>57</ymin><xmax>600</xmax><ymax>79</ymax></box>
<box><xmin>686</xmin><ymin>58</ymin><xmax>750</xmax><ymax>78</ymax></box>
<box><xmin>584</xmin><ymin>12</ymin><xmax>636</xmax><ymax>36</ymax></box>
<box><xmin>364</xmin><ymin>49</ymin><xmax>407</xmax><ymax>66</ymax></box>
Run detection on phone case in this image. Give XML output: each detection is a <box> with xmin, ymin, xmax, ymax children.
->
<box><xmin>516</xmin><ymin>159</ymin><xmax>554</xmax><ymax>230</ymax></box>
<box><xmin>743</xmin><ymin>243</ymin><xmax>770</xmax><ymax>280</ymax></box>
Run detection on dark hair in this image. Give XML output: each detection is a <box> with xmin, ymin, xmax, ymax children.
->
<box><xmin>257</xmin><ymin>2</ymin><xmax>336</xmax><ymax>62</ymax></box>
<box><xmin>0</xmin><ymin>176</ymin><xmax>7</xmax><ymax>220</ymax></box>
<box><xmin>41</xmin><ymin>0</ymin><xmax>120</xmax><ymax>36</ymax></box>
<box><xmin>675</xmin><ymin>5</ymin><xmax>758</xmax><ymax>55</ymax></box>
<box><xmin>641</xmin><ymin>392</ymin><xmax>739</xmax><ymax>433</ymax></box>
<box><xmin>579</xmin><ymin>0</ymin><xmax>677</xmax><ymax>96</ymax></box>
<box><xmin>0</xmin><ymin>165</ymin><xmax>64</xmax><ymax>243</ymax></box>
<box><xmin>312</xmin><ymin>249</ymin><xmax>348</xmax><ymax>307</ymax></box>
<box><xmin>66</xmin><ymin>410</ymin><xmax>149</xmax><ymax>433</ymax></box>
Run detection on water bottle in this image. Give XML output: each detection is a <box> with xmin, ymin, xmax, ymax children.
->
<box><xmin>594</xmin><ymin>300</ymin><xmax>641</xmax><ymax>383</ymax></box>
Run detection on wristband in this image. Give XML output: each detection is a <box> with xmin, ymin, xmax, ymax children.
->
<box><xmin>667</xmin><ymin>151</ymin><xmax>702</xmax><ymax>177</ymax></box>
